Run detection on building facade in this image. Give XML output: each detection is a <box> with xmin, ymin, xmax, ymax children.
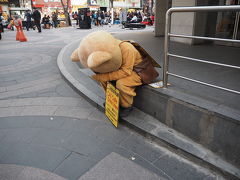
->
<box><xmin>155</xmin><ymin>0</ymin><xmax>240</xmax><ymax>46</ymax></box>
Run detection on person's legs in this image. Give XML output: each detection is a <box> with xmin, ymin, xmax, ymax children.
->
<box><xmin>116</xmin><ymin>71</ymin><xmax>142</xmax><ymax>108</ymax></box>
<box><xmin>54</xmin><ymin>21</ymin><xmax>58</xmax><ymax>28</ymax></box>
<box><xmin>35</xmin><ymin>20</ymin><xmax>41</xmax><ymax>32</ymax></box>
<box><xmin>26</xmin><ymin>21</ymin><xmax>30</xmax><ymax>31</ymax></box>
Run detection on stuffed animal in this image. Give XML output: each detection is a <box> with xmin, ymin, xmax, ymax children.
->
<box><xmin>71</xmin><ymin>31</ymin><xmax>146</xmax><ymax>116</ymax></box>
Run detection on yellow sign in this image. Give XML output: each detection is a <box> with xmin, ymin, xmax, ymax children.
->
<box><xmin>105</xmin><ymin>82</ymin><xmax>120</xmax><ymax>127</ymax></box>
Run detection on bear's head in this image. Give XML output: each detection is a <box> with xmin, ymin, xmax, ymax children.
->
<box><xmin>71</xmin><ymin>31</ymin><xmax>122</xmax><ymax>73</ymax></box>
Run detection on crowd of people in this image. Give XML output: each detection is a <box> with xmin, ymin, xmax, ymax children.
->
<box><xmin>0</xmin><ymin>9</ymin><xmax>154</xmax><ymax>41</ymax></box>
<box><xmin>71</xmin><ymin>10</ymin><xmax>154</xmax><ymax>27</ymax></box>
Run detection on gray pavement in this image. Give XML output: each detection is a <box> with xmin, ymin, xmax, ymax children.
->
<box><xmin>0</xmin><ymin>26</ymin><xmax>224</xmax><ymax>180</ymax></box>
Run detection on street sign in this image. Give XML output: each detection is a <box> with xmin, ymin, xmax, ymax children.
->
<box><xmin>105</xmin><ymin>82</ymin><xmax>120</xmax><ymax>128</ymax></box>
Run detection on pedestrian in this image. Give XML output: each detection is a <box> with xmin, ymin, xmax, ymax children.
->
<box><xmin>100</xmin><ymin>11</ymin><xmax>105</xmax><ymax>26</ymax></box>
<box><xmin>13</xmin><ymin>15</ymin><xmax>27</xmax><ymax>42</ymax></box>
<box><xmin>0</xmin><ymin>13</ymin><xmax>3</xmax><ymax>40</ymax></box>
<box><xmin>86</xmin><ymin>10</ymin><xmax>91</xmax><ymax>29</ymax></box>
<box><xmin>42</xmin><ymin>14</ymin><xmax>49</xmax><ymax>29</ymax></box>
<box><xmin>52</xmin><ymin>12</ymin><xmax>58</xmax><ymax>28</ymax></box>
<box><xmin>67</xmin><ymin>12</ymin><xmax>71</xmax><ymax>26</ymax></box>
<box><xmin>32</xmin><ymin>8</ymin><xmax>41</xmax><ymax>33</ymax></box>
<box><xmin>73</xmin><ymin>12</ymin><xmax>78</xmax><ymax>25</ymax></box>
<box><xmin>25</xmin><ymin>10</ymin><xmax>32</xmax><ymax>31</ymax></box>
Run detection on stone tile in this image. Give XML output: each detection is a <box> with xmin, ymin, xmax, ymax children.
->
<box><xmin>31</xmin><ymin>128</ymin><xmax>72</xmax><ymax>147</ymax></box>
<box><xmin>17</xmin><ymin>92</ymin><xmax>38</xmax><ymax>98</ymax></box>
<box><xmin>54</xmin><ymin>106</ymin><xmax>95</xmax><ymax>119</ymax></box>
<box><xmin>38</xmin><ymin>92</ymin><xmax>60</xmax><ymax>97</ymax></box>
<box><xmin>0</xmin><ymin>87</ymin><xmax>7</xmax><ymax>93</ymax></box>
<box><xmin>0</xmin><ymin>164</ymin><xmax>25</xmax><ymax>180</ymax></box>
<box><xmin>209</xmin><ymin>115</ymin><xmax>240</xmax><ymax>167</ymax></box>
<box><xmin>35</xmin><ymin>86</ymin><xmax>57</xmax><ymax>95</ymax></box>
<box><xmin>1</xmin><ymin>128</ymin><xmax>41</xmax><ymax>143</ymax></box>
<box><xmin>54</xmin><ymin>153</ymin><xmax>97</xmax><ymax>180</ymax></box>
<box><xmin>0</xmin><ymin>107</ymin><xmax>25</xmax><ymax>117</ymax></box>
<box><xmin>170</xmin><ymin>99</ymin><xmax>205</xmax><ymax>142</ymax></box>
<box><xmin>0</xmin><ymin>130</ymin><xmax>6</xmax><ymax>141</ymax></box>
<box><xmin>62</xmin><ymin>131</ymin><xmax>117</xmax><ymax>161</ymax></box>
<box><xmin>46</xmin><ymin>97</ymin><xmax>80</xmax><ymax>106</ymax></box>
<box><xmin>10</xmin><ymin>98</ymin><xmax>33</xmax><ymax>106</ymax></box>
<box><xmin>87</xmin><ymin>109</ymin><xmax>110</xmax><ymax>122</ymax></box>
<box><xmin>132</xmin><ymin>153</ymin><xmax>172</xmax><ymax>180</ymax></box>
<box><xmin>55</xmin><ymin>83</ymin><xmax>80</xmax><ymax>97</ymax></box>
<box><xmin>21</xmin><ymin>106</ymin><xmax>58</xmax><ymax>116</ymax></box>
<box><xmin>59</xmin><ymin>118</ymin><xmax>109</xmax><ymax>131</ymax></box>
<box><xmin>76</xmin><ymin>99</ymin><xmax>93</xmax><ymax>108</ymax></box>
<box><xmin>125</xmin><ymin>108</ymin><xmax>157</xmax><ymax>132</ymax></box>
<box><xmin>0</xmin><ymin>142</ymin><xmax>13</xmax><ymax>159</ymax></box>
<box><xmin>78</xmin><ymin>152</ymin><xmax>164</xmax><ymax>180</ymax></box>
<box><xmin>91</xmin><ymin>125</ymin><xmax>132</xmax><ymax>145</ymax></box>
<box><xmin>18</xmin><ymin>165</ymin><xmax>67</xmax><ymax>180</ymax></box>
<box><xmin>120</xmin><ymin>134</ymin><xmax>165</xmax><ymax>162</ymax></box>
<box><xmin>0</xmin><ymin>116</ymin><xmax>34</xmax><ymax>129</ymax></box>
<box><xmin>31</xmin><ymin>116</ymin><xmax>66</xmax><ymax>129</ymax></box>
<box><xmin>134</xmin><ymin>87</ymin><xmax>168</xmax><ymax>123</ymax></box>
<box><xmin>0</xmin><ymin>80</ymin><xmax>18</xmax><ymax>86</ymax></box>
<box><xmin>0</xmin><ymin>143</ymin><xmax>71</xmax><ymax>172</ymax></box>
<box><xmin>153</xmin><ymin>154</ymin><xmax>209</xmax><ymax>180</ymax></box>
<box><xmin>0</xmin><ymin>99</ymin><xmax>12</xmax><ymax>107</ymax></box>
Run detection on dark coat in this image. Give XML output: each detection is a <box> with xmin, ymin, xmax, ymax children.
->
<box><xmin>32</xmin><ymin>10</ymin><xmax>41</xmax><ymax>21</ymax></box>
<box><xmin>25</xmin><ymin>12</ymin><xmax>32</xmax><ymax>22</ymax></box>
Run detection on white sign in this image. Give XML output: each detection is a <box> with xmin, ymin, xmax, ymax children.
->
<box><xmin>71</xmin><ymin>0</ymin><xmax>87</xmax><ymax>6</ymax></box>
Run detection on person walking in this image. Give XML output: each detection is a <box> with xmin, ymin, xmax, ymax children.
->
<box><xmin>32</xmin><ymin>8</ymin><xmax>41</xmax><ymax>33</ymax></box>
<box><xmin>13</xmin><ymin>15</ymin><xmax>27</xmax><ymax>42</ymax></box>
<box><xmin>25</xmin><ymin>10</ymin><xmax>32</xmax><ymax>31</ymax></box>
<box><xmin>0</xmin><ymin>13</ymin><xmax>4</xmax><ymax>40</ymax></box>
<box><xmin>52</xmin><ymin>12</ymin><xmax>58</xmax><ymax>28</ymax></box>
<box><xmin>100</xmin><ymin>11</ymin><xmax>105</xmax><ymax>26</ymax></box>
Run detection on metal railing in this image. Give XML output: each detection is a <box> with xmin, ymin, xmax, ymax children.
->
<box><xmin>163</xmin><ymin>5</ymin><xmax>240</xmax><ymax>94</ymax></box>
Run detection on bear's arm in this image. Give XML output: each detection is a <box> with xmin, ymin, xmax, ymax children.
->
<box><xmin>92</xmin><ymin>47</ymin><xmax>136</xmax><ymax>82</ymax></box>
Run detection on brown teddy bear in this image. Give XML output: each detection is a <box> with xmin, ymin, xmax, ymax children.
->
<box><xmin>71</xmin><ymin>31</ymin><xmax>157</xmax><ymax>116</ymax></box>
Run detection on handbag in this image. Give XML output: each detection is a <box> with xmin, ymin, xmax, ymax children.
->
<box><xmin>133</xmin><ymin>57</ymin><xmax>159</xmax><ymax>84</ymax></box>
<box><xmin>123</xmin><ymin>41</ymin><xmax>161</xmax><ymax>84</ymax></box>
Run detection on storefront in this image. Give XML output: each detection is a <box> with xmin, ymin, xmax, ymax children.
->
<box><xmin>71</xmin><ymin>0</ymin><xmax>87</xmax><ymax>12</ymax></box>
<box><xmin>33</xmin><ymin>0</ymin><xmax>71</xmax><ymax>15</ymax></box>
<box><xmin>0</xmin><ymin>0</ymin><xmax>9</xmax><ymax>15</ymax></box>
<box><xmin>215</xmin><ymin>0</ymin><xmax>240</xmax><ymax>41</ymax></box>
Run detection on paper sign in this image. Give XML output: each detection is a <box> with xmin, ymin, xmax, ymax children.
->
<box><xmin>105</xmin><ymin>82</ymin><xmax>120</xmax><ymax>127</ymax></box>
<box><xmin>148</xmin><ymin>81</ymin><xmax>170</xmax><ymax>88</ymax></box>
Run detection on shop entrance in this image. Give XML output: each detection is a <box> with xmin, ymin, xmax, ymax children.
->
<box><xmin>215</xmin><ymin>0</ymin><xmax>240</xmax><ymax>45</ymax></box>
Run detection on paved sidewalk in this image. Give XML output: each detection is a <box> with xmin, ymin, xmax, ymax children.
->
<box><xmin>0</xmin><ymin>27</ymin><xmax>224</xmax><ymax>180</ymax></box>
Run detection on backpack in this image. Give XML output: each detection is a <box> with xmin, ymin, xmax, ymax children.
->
<box><xmin>122</xmin><ymin>40</ymin><xmax>161</xmax><ymax>84</ymax></box>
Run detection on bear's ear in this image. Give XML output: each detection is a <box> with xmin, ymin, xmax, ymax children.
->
<box><xmin>87</xmin><ymin>51</ymin><xmax>112</xmax><ymax>68</ymax></box>
<box><xmin>71</xmin><ymin>49</ymin><xmax>79</xmax><ymax>62</ymax></box>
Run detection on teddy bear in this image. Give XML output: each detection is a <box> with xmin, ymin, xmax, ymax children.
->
<box><xmin>71</xmin><ymin>31</ymin><xmax>154</xmax><ymax>116</ymax></box>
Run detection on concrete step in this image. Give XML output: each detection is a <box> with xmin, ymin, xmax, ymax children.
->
<box><xmin>57</xmin><ymin>38</ymin><xmax>240</xmax><ymax>179</ymax></box>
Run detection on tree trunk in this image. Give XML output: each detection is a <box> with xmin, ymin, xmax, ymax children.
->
<box><xmin>60</xmin><ymin>0</ymin><xmax>70</xmax><ymax>26</ymax></box>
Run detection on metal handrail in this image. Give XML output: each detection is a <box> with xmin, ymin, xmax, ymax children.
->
<box><xmin>163</xmin><ymin>5</ymin><xmax>240</xmax><ymax>95</ymax></box>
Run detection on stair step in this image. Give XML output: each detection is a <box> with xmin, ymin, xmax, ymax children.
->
<box><xmin>57</xmin><ymin>39</ymin><xmax>240</xmax><ymax>179</ymax></box>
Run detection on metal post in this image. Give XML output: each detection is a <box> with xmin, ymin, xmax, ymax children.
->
<box><xmin>163</xmin><ymin>9</ymin><xmax>171</xmax><ymax>88</ymax></box>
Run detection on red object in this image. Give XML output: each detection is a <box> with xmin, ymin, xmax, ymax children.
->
<box><xmin>14</xmin><ymin>19</ymin><xmax>27</xmax><ymax>42</ymax></box>
<box><xmin>32</xmin><ymin>4</ymin><xmax>44</xmax><ymax>7</ymax></box>
<box><xmin>140</xmin><ymin>20</ymin><xmax>153</xmax><ymax>26</ymax></box>
<box><xmin>150</xmin><ymin>15</ymin><xmax>154</xmax><ymax>24</ymax></box>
